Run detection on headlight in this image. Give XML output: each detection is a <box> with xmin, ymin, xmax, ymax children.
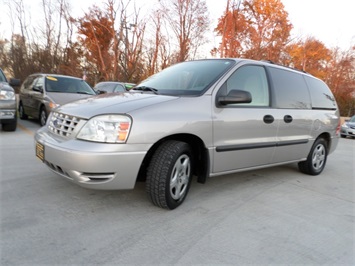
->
<box><xmin>0</xmin><ymin>90</ymin><xmax>15</xmax><ymax>100</ymax></box>
<box><xmin>77</xmin><ymin>115</ymin><xmax>132</xmax><ymax>143</ymax></box>
<box><xmin>49</xmin><ymin>101</ymin><xmax>59</xmax><ymax>109</ymax></box>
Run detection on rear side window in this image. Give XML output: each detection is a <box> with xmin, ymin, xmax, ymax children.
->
<box><xmin>304</xmin><ymin>76</ymin><xmax>337</xmax><ymax>110</ymax></box>
<box><xmin>268</xmin><ymin>67</ymin><xmax>311</xmax><ymax>109</ymax></box>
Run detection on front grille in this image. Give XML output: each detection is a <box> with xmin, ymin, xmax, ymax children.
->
<box><xmin>48</xmin><ymin>111</ymin><xmax>81</xmax><ymax>137</ymax></box>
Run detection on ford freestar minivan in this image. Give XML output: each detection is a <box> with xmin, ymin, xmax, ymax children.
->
<box><xmin>34</xmin><ymin>59</ymin><xmax>340</xmax><ymax>209</ymax></box>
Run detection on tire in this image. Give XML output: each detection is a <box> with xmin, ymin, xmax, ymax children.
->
<box><xmin>19</xmin><ymin>102</ymin><xmax>28</xmax><ymax>120</ymax></box>
<box><xmin>2</xmin><ymin>121</ymin><xmax>17</xmax><ymax>131</ymax></box>
<box><xmin>39</xmin><ymin>107</ymin><xmax>47</xmax><ymax>126</ymax></box>
<box><xmin>340</xmin><ymin>135</ymin><xmax>346</xmax><ymax>138</ymax></box>
<box><xmin>146</xmin><ymin>140</ymin><xmax>193</xmax><ymax>210</ymax></box>
<box><xmin>298</xmin><ymin>138</ymin><xmax>328</xmax><ymax>175</ymax></box>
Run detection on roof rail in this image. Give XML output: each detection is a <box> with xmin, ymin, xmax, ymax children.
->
<box><xmin>260</xmin><ymin>59</ymin><xmax>308</xmax><ymax>74</ymax></box>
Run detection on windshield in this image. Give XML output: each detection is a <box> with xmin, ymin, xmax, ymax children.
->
<box><xmin>137</xmin><ymin>59</ymin><xmax>235</xmax><ymax>96</ymax></box>
<box><xmin>95</xmin><ymin>82</ymin><xmax>125</xmax><ymax>93</ymax></box>
<box><xmin>45</xmin><ymin>76</ymin><xmax>96</xmax><ymax>95</ymax></box>
<box><xmin>0</xmin><ymin>69</ymin><xmax>7</xmax><ymax>82</ymax></box>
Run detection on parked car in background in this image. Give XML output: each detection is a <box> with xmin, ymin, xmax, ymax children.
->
<box><xmin>0</xmin><ymin>68</ymin><xmax>20</xmax><ymax>131</ymax></box>
<box><xmin>35</xmin><ymin>58</ymin><xmax>340</xmax><ymax>210</ymax></box>
<box><xmin>19</xmin><ymin>74</ymin><xmax>97</xmax><ymax>126</ymax></box>
<box><xmin>340</xmin><ymin>115</ymin><xmax>355</xmax><ymax>138</ymax></box>
<box><xmin>94</xmin><ymin>81</ymin><xmax>136</xmax><ymax>94</ymax></box>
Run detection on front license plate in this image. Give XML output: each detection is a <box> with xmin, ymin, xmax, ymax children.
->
<box><xmin>36</xmin><ymin>142</ymin><xmax>45</xmax><ymax>162</ymax></box>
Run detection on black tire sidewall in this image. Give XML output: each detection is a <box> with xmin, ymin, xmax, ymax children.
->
<box><xmin>19</xmin><ymin>102</ymin><xmax>27</xmax><ymax>120</ymax></box>
<box><xmin>40</xmin><ymin>108</ymin><xmax>47</xmax><ymax>126</ymax></box>
<box><xmin>147</xmin><ymin>140</ymin><xmax>193</xmax><ymax>210</ymax></box>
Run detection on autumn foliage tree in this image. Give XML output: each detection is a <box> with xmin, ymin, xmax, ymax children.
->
<box><xmin>215</xmin><ymin>0</ymin><xmax>292</xmax><ymax>62</ymax></box>
<box><xmin>77</xmin><ymin>6</ymin><xmax>114</xmax><ymax>82</ymax></box>
<box><xmin>286</xmin><ymin>37</ymin><xmax>332</xmax><ymax>79</ymax></box>
<box><xmin>214</xmin><ymin>0</ymin><xmax>247</xmax><ymax>57</ymax></box>
<box><xmin>325</xmin><ymin>46</ymin><xmax>355</xmax><ymax>116</ymax></box>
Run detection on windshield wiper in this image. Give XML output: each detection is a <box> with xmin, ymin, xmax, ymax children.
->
<box><xmin>76</xmin><ymin>91</ymin><xmax>94</xmax><ymax>95</ymax></box>
<box><xmin>132</xmin><ymin>86</ymin><xmax>159</xmax><ymax>95</ymax></box>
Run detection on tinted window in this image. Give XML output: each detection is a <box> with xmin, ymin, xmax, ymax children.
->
<box><xmin>221</xmin><ymin>65</ymin><xmax>269</xmax><ymax>106</ymax></box>
<box><xmin>45</xmin><ymin>76</ymin><xmax>96</xmax><ymax>95</ymax></box>
<box><xmin>268</xmin><ymin>67</ymin><xmax>311</xmax><ymax>109</ymax></box>
<box><xmin>114</xmin><ymin>84</ymin><xmax>125</xmax><ymax>92</ymax></box>
<box><xmin>95</xmin><ymin>83</ymin><xmax>125</xmax><ymax>93</ymax></box>
<box><xmin>95</xmin><ymin>83</ymin><xmax>116</xmax><ymax>92</ymax></box>
<box><xmin>137</xmin><ymin>59</ymin><xmax>235</xmax><ymax>96</ymax></box>
<box><xmin>304</xmin><ymin>76</ymin><xmax>337</xmax><ymax>110</ymax></box>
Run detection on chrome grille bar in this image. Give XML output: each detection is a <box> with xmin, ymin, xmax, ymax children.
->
<box><xmin>48</xmin><ymin>111</ymin><xmax>81</xmax><ymax>137</ymax></box>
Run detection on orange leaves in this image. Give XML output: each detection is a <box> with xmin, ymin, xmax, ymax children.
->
<box><xmin>215</xmin><ymin>0</ymin><xmax>292</xmax><ymax>61</ymax></box>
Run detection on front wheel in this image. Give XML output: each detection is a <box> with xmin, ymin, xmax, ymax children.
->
<box><xmin>19</xmin><ymin>102</ymin><xmax>28</xmax><ymax>120</ymax></box>
<box><xmin>39</xmin><ymin>107</ymin><xmax>47</xmax><ymax>126</ymax></box>
<box><xmin>2</xmin><ymin>121</ymin><xmax>17</xmax><ymax>131</ymax></box>
<box><xmin>146</xmin><ymin>140</ymin><xmax>193</xmax><ymax>210</ymax></box>
<box><xmin>298</xmin><ymin>138</ymin><xmax>328</xmax><ymax>175</ymax></box>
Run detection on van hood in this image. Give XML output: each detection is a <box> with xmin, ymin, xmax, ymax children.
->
<box><xmin>47</xmin><ymin>92</ymin><xmax>95</xmax><ymax>106</ymax></box>
<box><xmin>0</xmin><ymin>81</ymin><xmax>14</xmax><ymax>91</ymax></box>
<box><xmin>54</xmin><ymin>92</ymin><xmax>177</xmax><ymax>119</ymax></box>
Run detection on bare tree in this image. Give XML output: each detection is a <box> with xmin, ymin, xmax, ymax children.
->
<box><xmin>159</xmin><ymin>0</ymin><xmax>210</xmax><ymax>63</ymax></box>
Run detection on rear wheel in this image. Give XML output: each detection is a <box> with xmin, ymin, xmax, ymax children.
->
<box><xmin>298</xmin><ymin>138</ymin><xmax>328</xmax><ymax>175</ymax></box>
<box><xmin>146</xmin><ymin>140</ymin><xmax>193</xmax><ymax>210</ymax></box>
<box><xmin>39</xmin><ymin>107</ymin><xmax>47</xmax><ymax>126</ymax></box>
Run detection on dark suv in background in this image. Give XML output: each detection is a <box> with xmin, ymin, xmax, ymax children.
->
<box><xmin>0</xmin><ymin>68</ymin><xmax>20</xmax><ymax>131</ymax></box>
<box><xmin>19</xmin><ymin>74</ymin><xmax>97</xmax><ymax>126</ymax></box>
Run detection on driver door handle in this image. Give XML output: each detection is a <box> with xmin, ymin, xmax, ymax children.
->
<box><xmin>284</xmin><ymin>115</ymin><xmax>293</xmax><ymax>123</ymax></box>
<box><xmin>263</xmin><ymin>115</ymin><xmax>274</xmax><ymax>124</ymax></box>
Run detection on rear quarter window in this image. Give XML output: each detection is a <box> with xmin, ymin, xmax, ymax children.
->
<box><xmin>268</xmin><ymin>67</ymin><xmax>311</xmax><ymax>109</ymax></box>
<box><xmin>304</xmin><ymin>76</ymin><xmax>337</xmax><ymax>110</ymax></box>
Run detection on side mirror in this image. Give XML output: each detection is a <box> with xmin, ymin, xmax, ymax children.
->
<box><xmin>9</xmin><ymin>78</ymin><xmax>21</xmax><ymax>87</ymax></box>
<box><xmin>32</xmin><ymin>86</ymin><xmax>43</xmax><ymax>93</ymax></box>
<box><xmin>217</xmin><ymin>90</ymin><xmax>252</xmax><ymax>106</ymax></box>
<box><xmin>96</xmin><ymin>90</ymin><xmax>107</xmax><ymax>95</ymax></box>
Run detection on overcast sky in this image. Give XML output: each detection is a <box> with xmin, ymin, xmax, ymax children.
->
<box><xmin>1</xmin><ymin>0</ymin><xmax>354</xmax><ymax>51</ymax></box>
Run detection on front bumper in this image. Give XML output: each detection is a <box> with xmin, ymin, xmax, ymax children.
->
<box><xmin>0</xmin><ymin>100</ymin><xmax>17</xmax><ymax>122</ymax></box>
<box><xmin>34</xmin><ymin>127</ymin><xmax>148</xmax><ymax>190</ymax></box>
<box><xmin>340</xmin><ymin>127</ymin><xmax>355</xmax><ymax>137</ymax></box>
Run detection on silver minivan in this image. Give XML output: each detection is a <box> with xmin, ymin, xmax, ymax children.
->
<box><xmin>19</xmin><ymin>74</ymin><xmax>97</xmax><ymax>126</ymax></box>
<box><xmin>34</xmin><ymin>59</ymin><xmax>340</xmax><ymax>209</ymax></box>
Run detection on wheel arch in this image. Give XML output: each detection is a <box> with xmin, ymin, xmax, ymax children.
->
<box><xmin>39</xmin><ymin>103</ymin><xmax>47</xmax><ymax>117</ymax></box>
<box><xmin>316</xmin><ymin>132</ymin><xmax>331</xmax><ymax>152</ymax></box>
<box><xmin>137</xmin><ymin>133</ymin><xmax>210</xmax><ymax>184</ymax></box>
